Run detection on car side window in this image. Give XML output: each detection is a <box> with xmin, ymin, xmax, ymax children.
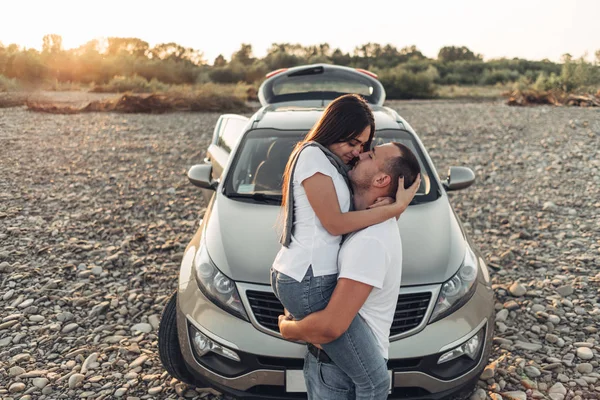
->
<box><xmin>217</xmin><ymin>118</ymin><xmax>248</xmax><ymax>153</ymax></box>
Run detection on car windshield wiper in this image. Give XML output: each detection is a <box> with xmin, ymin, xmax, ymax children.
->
<box><xmin>225</xmin><ymin>193</ymin><xmax>282</xmax><ymax>204</ymax></box>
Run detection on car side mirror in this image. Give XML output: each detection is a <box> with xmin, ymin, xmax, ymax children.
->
<box><xmin>188</xmin><ymin>164</ymin><xmax>217</xmax><ymax>190</ymax></box>
<box><xmin>443</xmin><ymin>166</ymin><xmax>475</xmax><ymax>191</ymax></box>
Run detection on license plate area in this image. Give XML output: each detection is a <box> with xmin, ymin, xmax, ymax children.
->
<box><xmin>285</xmin><ymin>370</ymin><xmax>393</xmax><ymax>393</ymax></box>
<box><xmin>285</xmin><ymin>370</ymin><xmax>307</xmax><ymax>392</ymax></box>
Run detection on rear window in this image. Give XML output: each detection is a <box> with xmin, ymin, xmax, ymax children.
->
<box><xmin>224</xmin><ymin>129</ymin><xmax>438</xmax><ymax>204</ymax></box>
<box><xmin>272</xmin><ymin>75</ymin><xmax>373</xmax><ymax>97</ymax></box>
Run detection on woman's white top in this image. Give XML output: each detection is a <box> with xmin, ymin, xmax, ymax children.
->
<box><xmin>272</xmin><ymin>146</ymin><xmax>351</xmax><ymax>282</ymax></box>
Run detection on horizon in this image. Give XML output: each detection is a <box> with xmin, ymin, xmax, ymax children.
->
<box><xmin>1</xmin><ymin>0</ymin><xmax>599</xmax><ymax>64</ymax></box>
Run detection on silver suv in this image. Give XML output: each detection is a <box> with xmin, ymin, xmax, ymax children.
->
<box><xmin>158</xmin><ymin>64</ymin><xmax>494</xmax><ymax>400</ymax></box>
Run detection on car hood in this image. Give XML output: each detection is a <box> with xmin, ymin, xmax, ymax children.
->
<box><xmin>204</xmin><ymin>193</ymin><xmax>466</xmax><ymax>287</ymax></box>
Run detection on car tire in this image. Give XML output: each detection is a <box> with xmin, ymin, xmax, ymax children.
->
<box><xmin>158</xmin><ymin>291</ymin><xmax>195</xmax><ymax>386</ymax></box>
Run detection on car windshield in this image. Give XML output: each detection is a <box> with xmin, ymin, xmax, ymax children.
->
<box><xmin>224</xmin><ymin>129</ymin><xmax>439</xmax><ymax>204</ymax></box>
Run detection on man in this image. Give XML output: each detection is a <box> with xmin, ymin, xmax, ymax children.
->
<box><xmin>278</xmin><ymin>142</ymin><xmax>421</xmax><ymax>398</ymax></box>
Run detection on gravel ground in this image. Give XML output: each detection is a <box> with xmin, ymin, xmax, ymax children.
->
<box><xmin>0</xmin><ymin>99</ymin><xmax>599</xmax><ymax>400</ymax></box>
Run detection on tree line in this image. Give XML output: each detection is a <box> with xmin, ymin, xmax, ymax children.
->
<box><xmin>1</xmin><ymin>35</ymin><xmax>599</xmax><ymax>98</ymax></box>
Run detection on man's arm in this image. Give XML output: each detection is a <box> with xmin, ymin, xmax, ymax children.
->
<box><xmin>278</xmin><ymin>278</ymin><xmax>372</xmax><ymax>344</ymax></box>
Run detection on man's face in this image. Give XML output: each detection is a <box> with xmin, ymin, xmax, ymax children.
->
<box><xmin>349</xmin><ymin>143</ymin><xmax>401</xmax><ymax>190</ymax></box>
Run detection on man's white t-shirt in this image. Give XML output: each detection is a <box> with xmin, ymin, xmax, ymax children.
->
<box><xmin>272</xmin><ymin>146</ymin><xmax>351</xmax><ymax>282</ymax></box>
<box><xmin>337</xmin><ymin>218</ymin><xmax>403</xmax><ymax>359</ymax></box>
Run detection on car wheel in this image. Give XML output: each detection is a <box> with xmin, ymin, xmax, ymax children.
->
<box><xmin>158</xmin><ymin>291</ymin><xmax>195</xmax><ymax>386</ymax></box>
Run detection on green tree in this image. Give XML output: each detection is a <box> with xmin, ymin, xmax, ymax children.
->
<box><xmin>213</xmin><ymin>54</ymin><xmax>227</xmax><ymax>67</ymax></box>
<box><xmin>107</xmin><ymin>37</ymin><xmax>149</xmax><ymax>58</ymax></box>
<box><xmin>150</xmin><ymin>42</ymin><xmax>204</xmax><ymax>65</ymax></box>
<box><xmin>264</xmin><ymin>43</ymin><xmax>302</xmax><ymax>69</ymax></box>
<box><xmin>438</xmin><ymin>46</ymin><xmax>482</xmax><ymax>62</ymax></box>
<box><xmin>42</xmin><ymin>34</ymin><xmax>63</xmax><ymax>54</ymax></box>
<box><xmin>231</xmin><ymin>44</ymin><xmax>255</xmax><ymax>66</ymax></box>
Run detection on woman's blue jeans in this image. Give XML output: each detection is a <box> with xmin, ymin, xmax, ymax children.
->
<box><xmin>271</xmin><ymin>267</ymin><xmax>390</xmax><ymax>400</ymax></box>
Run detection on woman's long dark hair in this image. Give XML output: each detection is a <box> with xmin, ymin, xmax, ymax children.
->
<box><xmin>280</xmin><ymin>94</ymin><xmax>375</xmax><ymax>212</ymax></box>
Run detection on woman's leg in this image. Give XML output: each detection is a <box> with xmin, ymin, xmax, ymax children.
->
<box><xmin>270</xmin><ymin>267</ymin><xmax>314</xmax><ymax>320</ymax></box>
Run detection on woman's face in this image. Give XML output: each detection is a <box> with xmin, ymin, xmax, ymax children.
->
<box><xmin>328</xmin><ymin>126</ymin><xmax>371</xmax><ymax>164</ymax></box>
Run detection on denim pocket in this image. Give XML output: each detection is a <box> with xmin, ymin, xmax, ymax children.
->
<box><xmin>317</xmin><ymin>362</ymin><xmax>352</xmax><ymax>394</ymax></box>
<box><xmin>316</xmin><ymin>273</ymin><xmax>337</xmax><ymax>302</ymax></box>
<box><xmin>274</xmin><ymin>270</ymin><xmax>297</xmax><ymax>284</ymax></box>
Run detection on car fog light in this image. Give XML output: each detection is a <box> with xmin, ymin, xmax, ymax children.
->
<box><xmin>192</xmin><ymin>330</ymin><xmax>212</xmax><ymax>357</ymax></box>
<box><xmin>191</xmin><ymin>328</ymin><xmax>240</xmax><ymax>362</ymax></box>
<box><xmin>438</xmin><ymin>329</ymin><xmax>484</xmax><ymax>365</ymax></box>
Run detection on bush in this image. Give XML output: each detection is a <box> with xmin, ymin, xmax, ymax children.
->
<box><xmin>479</xmin><ymin>69</ymin><xmax>520</xmax><ymax>85</ymax></box>
<box><xmin>533</xmin><ymin>72</ymin><xmax>561</xmax><ymax>91</ymax></box>
<box><xmin>528</xmin><ymin>56</ymin><xmax>599</xmax><ymax>93</ymax></box>
<box><xmin>91</xmin><ymin>75</ymin><xmax>170</xmax><ymax>93</ymax></box>
<box><xmin>0</xmin><ymin>74</ymin><xmax>20</xmax><ymax>91</ymax></box>
<box><xmin>379</xmin><ymin>65</ymin><xmax>438</xmax><ymax>99</ymax></box>
<box><xmin>209</xmin><ymin>63</ymin><xmax>246</xmax><ymax>84</ymax></box>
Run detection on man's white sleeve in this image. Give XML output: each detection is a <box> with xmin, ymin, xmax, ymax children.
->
<box><xmin>338</xmin><ymin>237</ymin><xmax>389</xmax><ymax>289</ymax></box>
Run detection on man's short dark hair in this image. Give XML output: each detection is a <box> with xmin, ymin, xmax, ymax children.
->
<box><xmin>384</xmin><ymin>143</ymin><xmax>421</xmax><ymax>197</ymax></box>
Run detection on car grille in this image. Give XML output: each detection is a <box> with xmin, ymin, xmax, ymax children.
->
<box><xmin>390</xmin><ymin>292</ymin><xmax>431</xmax><ymax>336</ymax></box>
<box><xmin>245</xmin><ymin>290</ymin><xmax>431</xmax><ymax>336</ymax></box>
<box><xmin>246</xmin><ymin>290</ymin><xmax>285</xmax><ymax>332</ymax></box>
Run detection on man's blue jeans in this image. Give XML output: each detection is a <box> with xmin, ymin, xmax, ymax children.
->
<box><xmin>271</xmin><ymin>267</ymin><xmax>390</xmax><ymax>400</ymax></box>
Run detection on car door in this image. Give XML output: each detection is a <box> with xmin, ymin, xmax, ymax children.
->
<box><xmin>202</xmin><ymin>114</ymin><xmax>249</xmax><ymax>202</ymax></box>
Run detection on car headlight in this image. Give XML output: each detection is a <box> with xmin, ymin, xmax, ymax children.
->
<box><xmin>193</xmin><ymin>235</ymin><xmax>249</xmax><ymax>321</ymax></box>
<box><xmin>429</xmin><ymin>244</ymin><xmax>478</xmax><ymax>323</ymax></box>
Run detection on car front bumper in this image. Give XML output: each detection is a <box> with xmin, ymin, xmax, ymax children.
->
<box><xmin>176</xmin><ymin>245</ymin><xmax>494</xmax><ymax>399</ymax></box>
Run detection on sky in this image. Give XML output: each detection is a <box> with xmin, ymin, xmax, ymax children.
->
<box><xmin>1</xmin><ymin>0</ymin><xmax>598</xmax><ymax>64</ymax></box>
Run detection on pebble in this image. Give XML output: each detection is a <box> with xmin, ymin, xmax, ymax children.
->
<box><xmin>8</xmin><ymin>382</ymin><xmax>26</xmax><ymax>393</ymax></box>
<box><xmin>9</xmin><ymin>366</ymin><xmax>26</xmax><ymax>376</ymax></box>
<box><xmin>57</xmin><ymin>311</ymin><xmax>74</xmax><ymax>322</ymax></box>
<box><xmin>148</xmin><ymin>386</ymin><xmax>163</xmax><ymax>395</ymax></box>
<box><xmin>524</xmin><ymin>366</ymin><xmax>541</xmax><ymax>378</ymax></box>
<box><xmin>547</xmin><ymin>315</ymin><xmax>561</xmax><ymax>324</ymax></box>
<box><xmin>68</xmin><ymin>373</ymin><xmax>85</xmax><ymax>389</ymax></box>
<box><xmin>148</xmin><ymin>314</ymin><xmax>160</xmax><ymax>330</ymax></box>
<box><xmin>514</xmin><ymin>341</ymin><xmax>543</xmax><ymax>351</ymax></box>
<box><xmin>531</xmin><ymin>304</ymin><xmax>545</xmax><ymax>313</ymax></box>
<box><xmin>32</xmin><ymin>377</ymin><xmax>49</xmax><ymax>389</ymax></box>
<box><xmin>91</xmin><ymin>265</ymin><xmax>103</xmax><ymax>275</ymax></box>
<box><xmin>576</xmin><ymin>347</ymin><xmax>594</xmax><ymax>360</ymax></box>
<box><xmin>61</xmin><ymin>322</ymin><xmax>79</xmax><ymax>333</ymax></box>
<box><xmin>129</xmin><ymin>355</ymin><xmax>149</xmax><ymax>368</ymax></box>
<box><xmin>545</xmin><ymin>333</ymin><xmax>559</xmax><ymax>344</ymax></box>
<box><xmin>481</xmin><ymin>362</ymin><xmax>496</xmax><ymax>379</ymax></box>
<box><xmin>131</xmin><ymin>323</ymin><xmax>152</xmax><ymax>333</ymax></box>
<box><xmin>555</xmin><ymin>285</ymin><xmax>574</xmax><ymax>297</ymax></box>
<box><xmin>3</xmin><ymin>289</ymin><xmax>15</xmax><ymax>300</ymax></box>
<box><xmin>496</xmin><ymin>309</ymin><xmax>509</xmax><ymax>322</ymax></box>
<box><xmin>549</xmin><ymin>382</ymin><xmax>567</xmax><ymax>395</ymax></box>
<box><xmin>577</xmin><ymin>363</ymin><xmax>593</xmax><ymax>374</ymax></box>
<box><xmin>509</xmin><ymin>281</ymin><xmax>527</xmax><ymax>297</ymax></box>
<box><xmin>502</xmin><ymin>392</ymin><xmax>527</xmax><ymax>400</ymax></box>
<box><xmin>470</xmin><ymin>388</ymin><xmax>487</xmax><ymax>400</ymax></box>
<box><xmin>29</xmin><ymin>314</ymin><xmax>44</xmax><ymax>322</ymax></box>
<box><xmin>18</xmin><ymin>298</ymin><xmax>34</xmax><ymax>308</ymax></box>
<box><xmin>81</xmin><ymin>352</ymin><xmax>98</xmax><ymax>374</ymax></box>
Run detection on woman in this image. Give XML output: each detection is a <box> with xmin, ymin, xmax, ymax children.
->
<box><xmin>271</xmin><ymin>94</ymin><xmax>420</xmax><ymax>399</ymax></box>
